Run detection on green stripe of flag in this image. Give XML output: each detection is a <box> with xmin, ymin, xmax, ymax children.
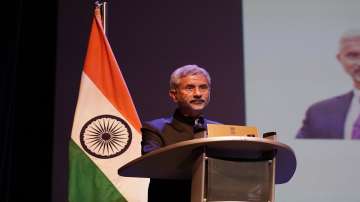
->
<box><xmin>68</xmin><ymin>140</ymin><xmax>127</xmax><ymax>202</ymax></box>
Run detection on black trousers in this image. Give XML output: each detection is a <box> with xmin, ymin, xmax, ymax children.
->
<box><xmin>148</xmin><ymin>179</ymin><xmax>191</xmax><ymax>202</ymax></box>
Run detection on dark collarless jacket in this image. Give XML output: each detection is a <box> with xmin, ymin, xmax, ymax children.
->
<box><xmin>141</xmin><ymin>115</ymin><xmax>218</xmax><ymax>202</ymax></box>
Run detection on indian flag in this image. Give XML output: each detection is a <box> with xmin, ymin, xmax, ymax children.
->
<box><xmin>68</xmin><ymin>7</ymin><xmax>149</xmax><ymax>202</ymax></box>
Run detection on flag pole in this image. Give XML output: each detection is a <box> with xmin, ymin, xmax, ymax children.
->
<box><xmin>95</xmin><ymin>0</ymin><xmax>108</xmax><ymax>35</ymax></box>
<box><xmin>101</xmin><ymin>1</ymin><xmax>108</xmax><ymax>35</ymax></box>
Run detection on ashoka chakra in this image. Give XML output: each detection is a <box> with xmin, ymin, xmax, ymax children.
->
<box><xmin>80</xmin><ymin>115</ymin><xmax>132</xmax><ymax>159</ymax></box>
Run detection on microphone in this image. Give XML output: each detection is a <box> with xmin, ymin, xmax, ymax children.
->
<box><xmin>193</xmin><ymin>116</ymin><xmax>207</xmax><ymax>138</ymax></box>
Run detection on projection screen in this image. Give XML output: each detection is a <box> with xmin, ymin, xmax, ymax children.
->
<box><xmin>243</xmin><ymin>1</ymin><xmax>360</xmax><ymax>201</ymax></box>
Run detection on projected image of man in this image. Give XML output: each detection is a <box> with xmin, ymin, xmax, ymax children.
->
<box><xmin>296</xmin><ymin>30</ymin><xmax>360</xmax><ymax>139</ymax></box>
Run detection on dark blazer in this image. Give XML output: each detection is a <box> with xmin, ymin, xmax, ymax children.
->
<box><xmin>141</xmin><ymin>115</ymin><xmax>218</xmax><ymax>202</ymax></box>
<box><xmin>296</xmin><ymin>91</ymin><xmax>353</xmax><ymax>139</ymax></box>
<box><xmin>141</xmin><ymin>116</ymin><xmax>218</xmax><ymax>154</ymax></box>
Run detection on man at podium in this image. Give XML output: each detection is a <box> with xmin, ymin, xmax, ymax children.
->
<box><xmin>141</xmin><ymin>64</ymin><xmax>218</xmax><ymax>202</ymax></box>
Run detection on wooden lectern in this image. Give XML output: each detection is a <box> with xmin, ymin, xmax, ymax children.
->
<box><xmin>118</xmin><ymin>125</ymin><xmax>296</xmax><ymax>202</ymax></box>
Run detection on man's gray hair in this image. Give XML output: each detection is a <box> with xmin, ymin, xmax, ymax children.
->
<box><xmin>169</xmin><ymin>64</ymin><xmax>211</xmax><ymax>90</ymax></box>
<box><xmin>339</xmin><ymin>29</ymin><xmax>360</xmax><ymax>50</ymax></box>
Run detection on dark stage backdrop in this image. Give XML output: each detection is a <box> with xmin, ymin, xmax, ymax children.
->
<box><xmin>53</xmin><ymin>1</ymin><xmax>245</xmax><ymax>201</ymax></box>
<box><xmin>1</xmin><ymin>1</ymin><xmax>56</xmax><ymax>202</ymax></box>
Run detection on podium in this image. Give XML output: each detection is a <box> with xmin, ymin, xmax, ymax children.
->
<box><xmin>118</xmin><ymin>136</ymin><xmax>296</xmax><ymax>202</ymax></box>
